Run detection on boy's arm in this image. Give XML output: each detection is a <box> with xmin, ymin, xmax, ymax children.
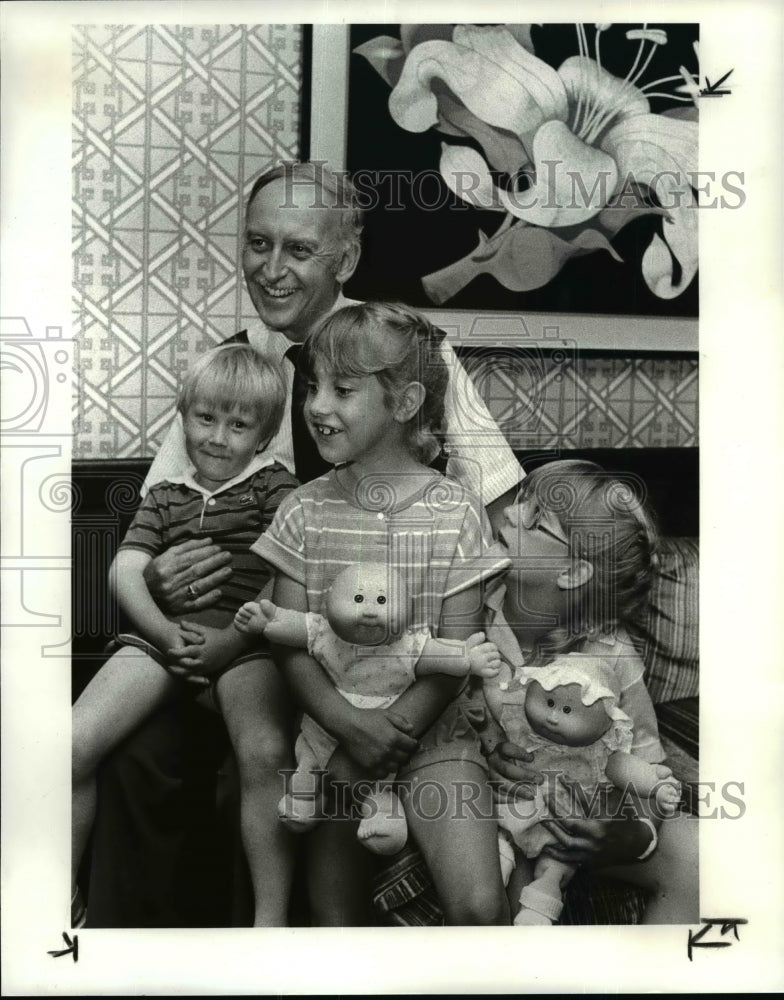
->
<box><xmin>272</xmin><ymin>573</ymin><xmax>418</xmax><ymax>776</ymax></box>
<box><xmin>110</xmin><ymin>548</ymin><xmax>181</xmax><ymax>651</ymax></box>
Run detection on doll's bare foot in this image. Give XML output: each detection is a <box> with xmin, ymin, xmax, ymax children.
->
<box><xmin>356</xmin><ymin>789</ymin><xmax>408</xmax><ymax>856</ymax></box>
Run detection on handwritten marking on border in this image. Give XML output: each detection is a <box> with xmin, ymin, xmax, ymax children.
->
<box><xmin>48</xmin><ymin>932</ymin><xmax>78</xmax><ymax>962</ymax></box>
<box><xmin>688</xmin><ymin>918</ymin><xmax>747</xmax><ymax>960</ymax></box>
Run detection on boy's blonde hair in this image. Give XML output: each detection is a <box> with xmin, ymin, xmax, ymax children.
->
<box><xmin>177</xmin><ymin>343</ymin><xmax>287</xmax><ymax>448</ymax></box>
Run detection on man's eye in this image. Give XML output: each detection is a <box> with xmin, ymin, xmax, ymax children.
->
<box><xmin>291</xmin><ymin>244</ymin><xmax>311</xmax><ymax>258</ymax></box>
<box><xmin>247</xmin><ymin>237</ymin><xmax>267</xmax><ymax>251</ymax></box>
<box><xmin>377</xmin><ymin>595</ymin><xmax>386</xmax><ymax>605</ymax></box>
<box><xmin>354</xmin><ymin>594</ymin><xmax>364</xmax><ymax>603</ymax></box>
<box><xmin>563</xmin><ymin>706</ymin><xmax>572</xmax><ymax>715</ymax></box>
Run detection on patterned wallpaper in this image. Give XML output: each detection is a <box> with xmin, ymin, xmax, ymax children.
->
<box><xmin>72</xmin><ymin>23</ymin><xmax>304</xmax><ymax>459</ymax></box>
<box><xmin>462</xmin><ymin>353</ymin><xmax>698</xmax><ymax>450</ymax></box>
<box><xmin>71</xmin><ymin>24</ymin><xmax>697</xmax><ymax>459</ymax></box>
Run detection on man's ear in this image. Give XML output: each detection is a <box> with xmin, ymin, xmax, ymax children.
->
<box><xmin>556</xmin><ymin>559</ymin><xmax>593</xmax><ymax>591</ymax></box>
<box><xmin>335</xmin><ymin>238</ymin><xmax>361</xmax><ymax>286</ymax></box>
<box><xmin>394</xmin><ymin>381</ymin><xmax>426</xmax><ymax>423</ymax></box>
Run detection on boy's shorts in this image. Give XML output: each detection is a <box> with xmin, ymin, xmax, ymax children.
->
<box><xmin>107</xmin><ymin>633</ymin><xmax>273</xmax><ymax>707</ymax></box>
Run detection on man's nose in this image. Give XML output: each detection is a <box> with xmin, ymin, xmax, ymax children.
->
<box><xmin>262</xmin><ymin>246</ymin><xmax>286</xmax><ymax>281</ymax></box>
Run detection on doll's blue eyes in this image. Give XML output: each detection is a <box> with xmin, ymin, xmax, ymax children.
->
<box><xmin>354</xmin><ymin>594</ymin><xmax>386</xmax><ymax>604</ymax></box>
<box><xmin>377</xmin><ymin>596</ymin><xmax>386</xmax><ymax>604</ymax></box>
<box><xmin>546</xmin><ymin>698</ymin><xmax>571</xmax><ymax>714</ymax></box>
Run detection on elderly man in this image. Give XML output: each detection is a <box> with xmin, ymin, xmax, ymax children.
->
<box><xmin>84</xmin><ymin>162</ymin><xmax>522</xmax><ymax>926</ymax></box>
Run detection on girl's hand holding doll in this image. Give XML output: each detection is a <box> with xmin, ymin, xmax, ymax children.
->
<box><xmin>486</xmin><ymin>740</ymin><xmax>543</xmax><ymax>803</ymax></box>
<box><xmin>539</xmin><ymin>793</ymin><xmax>658</xmax><ymax>868</ymax></box>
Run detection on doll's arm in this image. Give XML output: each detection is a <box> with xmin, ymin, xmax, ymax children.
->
<box><xmin>234</xmin><ymin>598</ymin><xmax>309</xmax><ymax>647</ymax></box>
<box><xmin>605</xmin><ymin>752</ymin><xmax>682</xmax><ymax>817</ymax></box>
<box><xmin>416</xmin><ymin>631</ymin><xmax>501</xmax><ymax>679</ymax></box>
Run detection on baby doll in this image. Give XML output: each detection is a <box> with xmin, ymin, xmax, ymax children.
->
<box><xmin>483</xmin><ymin>655</ymin><xmax>682</xmax><ymax>925</ymax></box>
<box><xmin>235</xmin><ymin>561</ymin><xmax>500</xmax><ymax>855</ymax></box>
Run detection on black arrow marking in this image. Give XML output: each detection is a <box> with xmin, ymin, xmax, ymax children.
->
<box><xmin>48</xmin><ymin>932</ymin><xmax>78</xmax><ymax>962</ymax></box>
<box><xmin>701</xmin><ymin>69</ymin><xmax>733</xmax><ymax>97</ymax></box>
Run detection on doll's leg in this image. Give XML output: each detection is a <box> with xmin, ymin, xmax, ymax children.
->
<box><xmin>513</xmin><ymin>853</ymin><xmax>577</xmax><ymax>926</ymax></box>
<box><xmin>404</xmin><ymin>759</ymin><xmax>509</xmax><ymax>925</ymax></box>
<box><xmin>215</xmin><ymin>658</ymin><xmax>296</xmax><ymax>926</ymax></box>
<box><xmin>356</xmin><ymin>780</ymin><xmax>408</xmax><ymax>856</ymax></box>
<box><xmin>277</xmin><ymin>715</ymin><xmax>333</xmax><ymax>833</ymax></box>
<box><xmin>602</xmin><ymin>812</ymin><xmax>699</xmax><ymax>924</ymax></box>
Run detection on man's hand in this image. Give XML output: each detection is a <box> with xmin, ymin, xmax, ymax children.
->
<box><xmin>143</xmin><ymin>537</ymin><xmax>232</xmax><ymax>616</ymax></box>
<box><xmin>486</xmin><ymin>741</ymin><xmax>542</xmax><ymax>803</ymax></box>
<box><xmin>167</xmin><ymin>622</ymin><xmax>235</xmax><ymax>676</ymax></box>
<box><xmin>340</xmin><ymin>709</ymin><xmax>419</xmax><ymax>778</ymax></box>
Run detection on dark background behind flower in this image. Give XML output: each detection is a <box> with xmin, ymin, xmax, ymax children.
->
<box><xmin>345</xmin><ymin>23</ymin><xmax>699</xmax><ymax>318</ymax></box>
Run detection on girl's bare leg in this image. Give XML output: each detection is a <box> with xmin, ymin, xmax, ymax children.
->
<box><xmin>404</xmin><ymin>760</ymin><xmax>510</xmax><ymax>925</ymax></box>
<box><xmin>216</xmin><ymin>659</ymin><xmax>295</xmax><ymax>927</ymax></box>
<box><xmin>72</xmin><ymin>647</ymin><xmax>178</xmax><ymax>891</ymax></box>
<box><xmin>305</xmin><ymin>748</ymin><xmax>379</xmax><ymax>926</ymax></box>
<box><xmin>601</xmin><ymin>813</ymin><xmax>699</xmax><ymax>924</ymax></box>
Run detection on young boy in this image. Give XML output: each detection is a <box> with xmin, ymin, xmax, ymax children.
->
<box><xmin>71</xmin><ymin>344</ymin><xmax>300</xmax><ymax>926</ymax></box>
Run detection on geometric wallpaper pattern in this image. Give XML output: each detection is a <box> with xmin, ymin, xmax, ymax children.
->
<box><xmin>71</xmin><ymin>24</ymin><xmax>697</xmax><ymax>460</ymax></box>
<box><xmin>463</xmin><ymin>353</ymin><xmax>698</xmax><ymax>450</ymax></box>
<box><xmin>71</xmin><ymin>24</ymin><xmax>303</xmax><ymax>458</ymax></box>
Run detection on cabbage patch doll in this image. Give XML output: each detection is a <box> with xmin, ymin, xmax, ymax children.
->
<box><xmin>484</xmin><ymin>655</ymin><xmax>682</xmax><ymax>924</ymax></box>
<box><xmin>235</xmin><ymin>561</ymin><xmax>500</xmax><ymax>854</ymax></box>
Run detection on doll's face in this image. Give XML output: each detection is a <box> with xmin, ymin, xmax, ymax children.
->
<box><xmin>325</xmin><ymin>563</ymin><xmax>409</xmax><ymax>646</ymax></box>
<box><xmin>524</xmin><ymin>680</ymin><xmax>611</xmax><ymax>747</ymax></box>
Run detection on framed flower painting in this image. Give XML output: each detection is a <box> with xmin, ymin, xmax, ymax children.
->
<box><xmin>307</xmin><ymin>23</ymin><xmax>699</xmax><ymax>350</ymax></box>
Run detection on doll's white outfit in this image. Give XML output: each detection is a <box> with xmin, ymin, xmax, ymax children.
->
<box><xmin>294</xmin><ymin>613</ymin><xmax>429</xmax><ymax>776</ymax></box>
<box><xmin>492</xmin><ymin>656</ymin><xmax>635</xmax><ymax>893</ymax></box>
<box><xmin>496</xmin><ymin>664</ymin><xmax>633</xmax><ymax>858</ymax></box>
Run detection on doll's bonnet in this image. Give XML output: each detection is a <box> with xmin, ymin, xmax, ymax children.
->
<box><xmin>519</xmin><ymin>654</ymin><xmax>634</xmax><ymax>751</ymax></box>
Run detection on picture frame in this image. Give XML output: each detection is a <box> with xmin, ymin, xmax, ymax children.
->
<box><xmin>308</xmin><ymin>23</ymin><xmax>698</xmax><ymax>352</ymax></box>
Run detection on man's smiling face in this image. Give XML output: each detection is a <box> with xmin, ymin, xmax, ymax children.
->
<box><xmin>242</xmin><ymin>178</ymin><xmax>356</xmax><ymax>342</ymax></box>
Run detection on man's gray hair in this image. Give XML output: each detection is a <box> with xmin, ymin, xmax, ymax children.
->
<box><xmin>246</xmin><ymin>161</ymin><xmax>364</xmax><ymax>255</ymax></box>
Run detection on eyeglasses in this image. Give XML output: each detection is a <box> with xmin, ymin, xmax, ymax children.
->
<box><xmin>507</xmin><ymin>494</ymin><xmax>571</xmax><ymax>547</ymax></box>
